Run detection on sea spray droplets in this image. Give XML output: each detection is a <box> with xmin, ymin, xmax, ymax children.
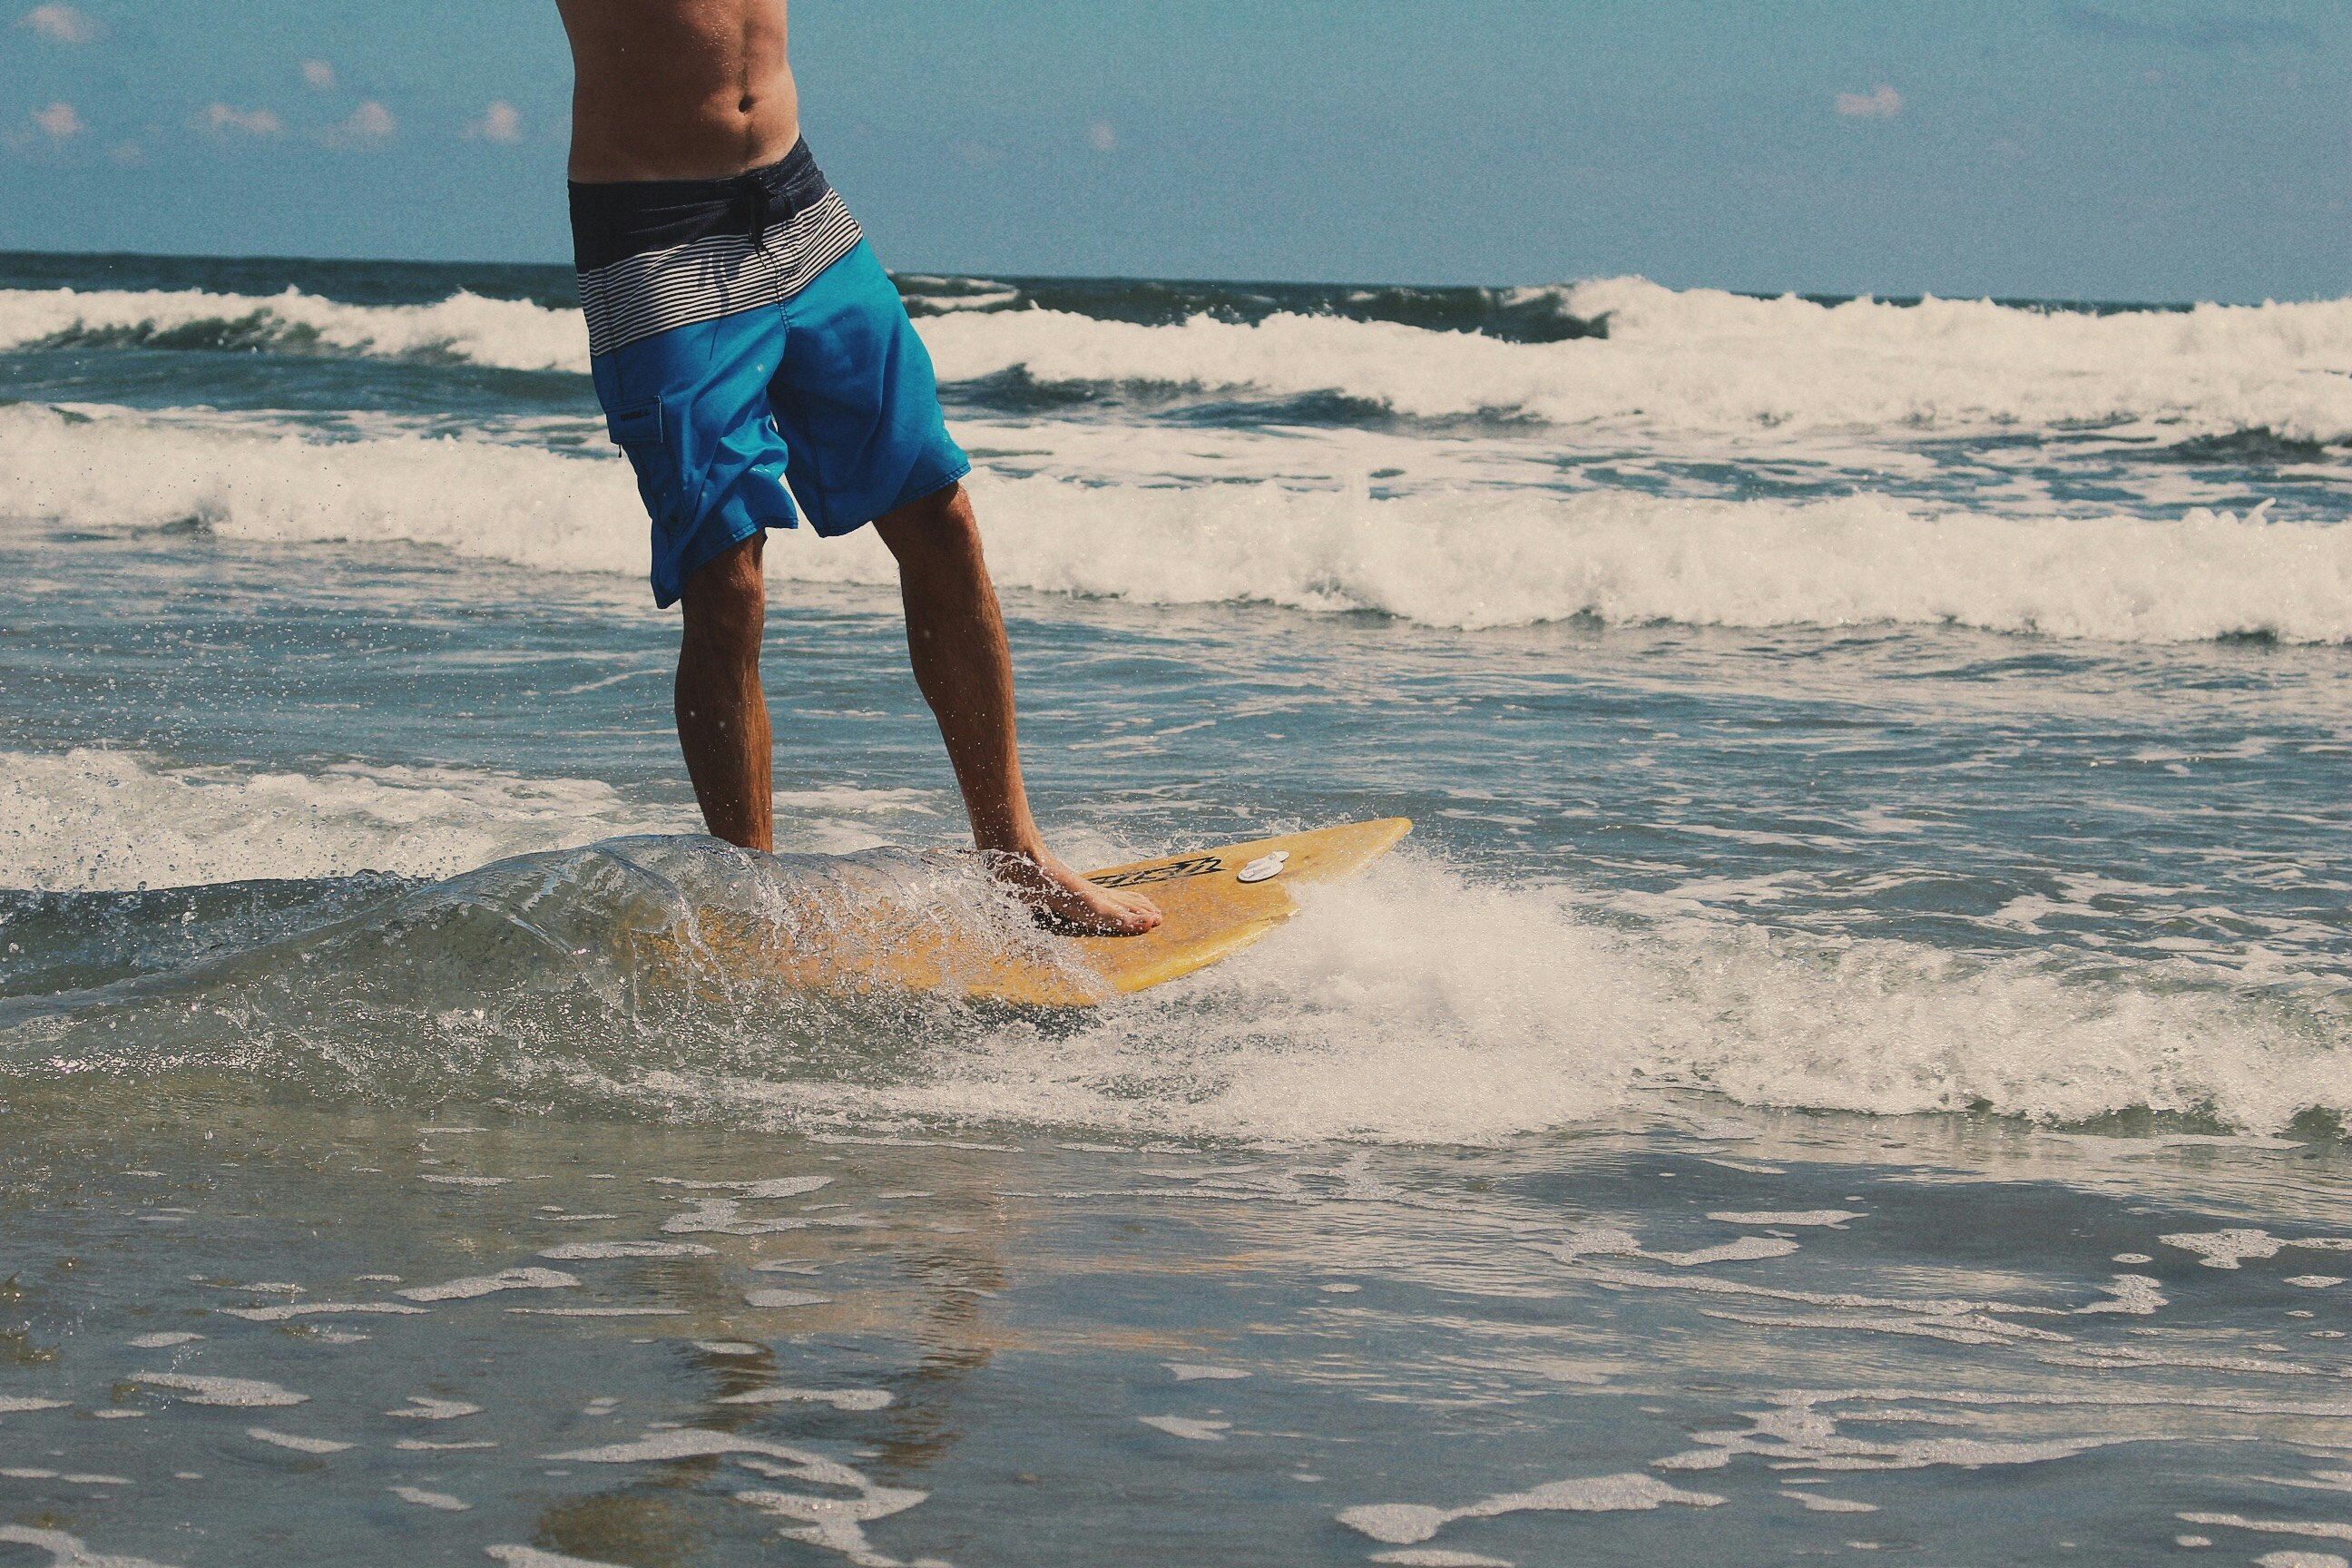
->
<box><xmin>10</xmin><ymin>823</ymin><xmax>2351</xmax><ymax>1141</ymax></box>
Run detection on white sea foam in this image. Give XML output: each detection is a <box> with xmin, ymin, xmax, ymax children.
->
<box><xmin>1339</xmin><ymin>1473</ymin><xmax>1724</xmax><ymax>1545</ymax></box>
<box><xmin>385</xmin><ymin>1396</ymin><xmax>481</xmax><ymax>1420</ymax></box>
<box><xmin>924</xmin><ymin>279</ymin><xmax>2352</xmax><ymax>440</ymax></box>
<box><xmin>130</xmin><ymin>1371</ymin><xmax>305</xmax><ymax>1407</ymax></box>
<box><xmin>0</xmin><ymin>746</ymin><xmax>681</xmax><ymax>892</ymax></box>
<box><xmin>11</xmin><ymin>279</ymin><xmax>2349</xmax><ymax>443</ymax></box>
<box><xmin>714</xmin><ymin>1387</ymin><xmax>893</xmax><ymax>1411</ymax></box>
<box><xmin>247</xmin><ymin>1426</ymin><xmax>353</xmax><ymax>1455</ymax></box>
<box><xmin>486</xmin><ymin>1548</ymin><xmax>630</xmax><ymax>1568</ymax></box>
<box><xmin>887</xmin><ymin>854</ymin><xmax>2352</xmax><ymax>1142</ymax></box>
<box><xmin>0</xmin><ymin>284</ymin><xmax>584</xmax><ymax>371</ymax></box>
<box><xmin>8</xmin><ymin>774</ymin><xmax>2346</xmax><ymax>1137</ymax></box>
<box><xmin>397</xmin><ymin>1268</ymin><xmax>577</xmax><ymax>1302</ymax></box>
<box><xmin>537</xmin><ymin>1240</ymin><xmax>717</xmax><ymax>1261</ymax></box>
<box><xmin>2180</xmin><ymin>1514</ymin><xmax>2352</xmax><ymax>1544</ymax></box>
<box><xmin>219</xmin><ymin>1300</ymin><xmax>426</xmax><ymax>1321</ymax></box>
<box><xmin>743</xmin><ymin>1289</ymin><xmax>833</xmax><ymax>1309</ymax></box>
<box><xmin>4</xmin><ymin>406</ymin><xmax>2344</xmax><ymax>643</ymax></box>
<box><xmin>0</xmin><ymin>1526</ymin><xmax>181</xmax><ymax>1568</ymax></box>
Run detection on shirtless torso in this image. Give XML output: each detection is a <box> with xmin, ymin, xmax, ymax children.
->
<box><xmin>555</xmin><ymin>0</ymin><xmax>800</xmax><ymax>182</ymax></box>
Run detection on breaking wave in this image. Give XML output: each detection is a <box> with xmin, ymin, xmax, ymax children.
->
<box><xmin>2</xmin><ymin>831</ymin><xmax>2343</xmax><ymax>1142</ymax></box>
<box><xmin>0</xmin><ymin>283</ymin><xmax>584</xmax><ymax>370</ymax></box>
<box><xmin>1</xmin><ymin>406</ymin><xmax>2345</xmax><ymax>642</ymax></box>
<box><xmin>5</xmin><ymin>276</ymin><xmax>2348</xmax><ymax>440</ymax></box>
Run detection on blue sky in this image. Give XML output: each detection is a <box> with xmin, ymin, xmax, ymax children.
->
<box><xmin>0</xmin><ymin>0</ymin><xmax>2342</xmax><ymax>300</ymax></box>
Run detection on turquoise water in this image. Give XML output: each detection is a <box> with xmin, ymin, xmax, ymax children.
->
<box><xmin>0</xmin><ymin>252</ymin><xmax>2348</xmax><ymax>1566</ymax></box>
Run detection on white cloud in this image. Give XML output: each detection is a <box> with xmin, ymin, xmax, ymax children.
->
<box><xmin>20</xmin><ymin>4</ymin><xmax>99</xmax><ymax>44</ymax></box>
<box><xmin>196</xmin><ymin>103</ymin><xmax>283</xmax><ymax>137</ymax></box>
<box><xmin>31</xmin><ymin>101</ymin><xmax>81</xmax><ymax>140</ymax></box>
<box><xmin>1086</xmin><ymin>119</ymin><xmax>1117</xmax><ymax>152</ymax></box>
<box><xmin>338</xmin><ymin>100</ymin><xmax>396</xmax><ymax>141</ymax></box>
<box><xmin>466</xmin><ymin>101</ymin><xmax>522</xmax><ymax>142</ymax></box>
<box><xmin>107</xmin><ymin>138</ymin><xmax>138</xmax><ymax>164</ymax></box>
<box><xmin>1834</xmin><ymin>84</ymin><xmax>1902</xmax><ymax>120</ymax></box>
<box><xmin>302</xmin><ymin>59</ymin><xmax>336</xmax><ymax>91</ymax></box>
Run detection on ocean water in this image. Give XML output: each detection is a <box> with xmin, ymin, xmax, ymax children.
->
<box><xmin>0</xmin><ymin>250</ymin><xmax>2347</xmax><ymax>1568</ymax></box>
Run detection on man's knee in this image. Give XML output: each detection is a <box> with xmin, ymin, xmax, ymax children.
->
<box><xmin>874</xmin><ymin>482</ymin><xmax>980</xmax><ymax>571</ymax></box>
<box><xmin>681</xmin><ymin>534</ymin><xmax>765</xmax><ymax>653</ymax></box>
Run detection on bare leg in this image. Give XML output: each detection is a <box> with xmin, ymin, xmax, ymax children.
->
<box><xmin>874</xmin><ymin>483</ymin><xmax>1161</xmax><ymax>936</ymax></box>
<box><xmin>675</xmin><ymin>533</ymin><xmax>775</xmax><ymax>851</ymax></box>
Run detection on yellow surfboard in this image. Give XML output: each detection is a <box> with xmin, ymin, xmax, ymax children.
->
<box><xmin>1027</xmin><ymin>815</ymin><xmax>1414</xmax><ymax>1004</ymax></box>
<box><xmin>680</xmin><ymin>818</ymin><xmax>1412</xmax><ymax>1007</ymax></box>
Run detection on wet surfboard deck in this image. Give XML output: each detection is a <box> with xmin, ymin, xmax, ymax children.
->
<box><xmin>681</xmin><ymin>818</ymin><xmax>1411</xmax><ymax>1011</ymax></box>
<box><xmin>1024</xmin><ymin>816</ymin><xmax>1415</xmax><ymax>1004</ymax></box>
<box><xmin>679</xmin><ymin>818</ymin><xmax>1411</xmax><ymax>1007</ymax></box>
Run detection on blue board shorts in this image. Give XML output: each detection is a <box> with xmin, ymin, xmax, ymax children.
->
<box><xmin>570</xmin><ymin>140</ymin><xmax>970</xmax><ymax>607</ymax></box>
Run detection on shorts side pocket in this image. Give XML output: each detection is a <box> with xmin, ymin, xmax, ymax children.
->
<box><xmin>603</xmin><ymin>396</ymin><xmax>674</xmax><ymax>527</ymax></box>
<box><xmin>604</xmin><ymin>397</ymin><xmax>665</xmax><ymax>450</ymax></box>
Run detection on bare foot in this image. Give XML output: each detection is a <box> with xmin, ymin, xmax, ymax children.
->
<box><xmin>982</xmin><ymin>843</ymin><xmax>1163</xmax><ymax>936</ymax></box>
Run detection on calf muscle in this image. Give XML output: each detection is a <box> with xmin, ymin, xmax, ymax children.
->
<box><xmin>676</xmin><ymin>534</ymin><xmax>773</xmax><ymax>851</ymax></box>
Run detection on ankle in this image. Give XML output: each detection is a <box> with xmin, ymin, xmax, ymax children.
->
<box><xmin>972</xmin><ymin>827</ymin><xmax>1045</xmax><ymax>861</ymax></box>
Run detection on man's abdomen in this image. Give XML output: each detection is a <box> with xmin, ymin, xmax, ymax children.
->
<box><xmin>558</xmin><ymin>0</ymin><xmax>799</xmax><ymax>182</ymax></box>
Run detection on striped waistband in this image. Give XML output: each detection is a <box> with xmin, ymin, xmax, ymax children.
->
<box><xmin>568</xmin><ymin>140</ymin><xmax>863</xmax><ymax>359</ymax></box>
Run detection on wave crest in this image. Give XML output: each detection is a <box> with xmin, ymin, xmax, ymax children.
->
<box><xmin>3</xmin><ymin>407</ymin><xmax>2344</xmax><ymax>643</ymax></box>
<box><xmin>4</xmin><ymin>841</ymin><xmax>2343</xmax><ymax>1142</ymax></box>
<box><xmin>0</xmin><ymin>284</ymin><xmax>586</xmax><ymax>371</ymax></box>
<box><xmin>5</xmin><ymin>277</ymin><xmax>2350</xmax><ymax>439</ymax></box>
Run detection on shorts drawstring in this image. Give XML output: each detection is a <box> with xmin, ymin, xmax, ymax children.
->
<box><xmin>736</xmin><ymin>176</ymin><xmax>773</xmax><ymax>253</ymax></box>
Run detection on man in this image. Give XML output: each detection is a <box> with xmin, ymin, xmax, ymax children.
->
<box><xmin>555</xmin><ymin>0</ymin><xmax>1160</xmax><ymax>935</ymax></box>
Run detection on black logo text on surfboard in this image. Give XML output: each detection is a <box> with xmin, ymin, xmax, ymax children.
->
<box><xmin>1088</xmin><ymin>856</ymin><xmax>1223</xmax><ymax>889</ymax></box>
